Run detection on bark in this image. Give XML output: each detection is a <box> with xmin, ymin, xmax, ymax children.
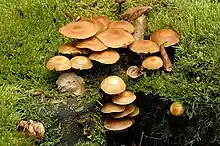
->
<box><xmin>160</xmin><ymin>44</ymin><xmax>172</xmax><ymax>72</ymax></box>
<box><xmin>133</xmin><ymin>14</ymin><xmax>146</xmax><ymax>41</ymax></box>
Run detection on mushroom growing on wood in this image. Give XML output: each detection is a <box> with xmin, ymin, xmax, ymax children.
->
<box><xmin>112</xmin><ymin>91</ymin><xmax>136</xmax><ymax>105</ymax></box>
<box><xmin>89</xmin><ymin>49</ymin><xmax>120</xmax><ymax>64</ymax></box>
<box><xmin>76</xmin><ymin>37</ymin><xmax>108</xmax><ymax>52</ymax></box>
<box><xmin>126</xmin><ymin>66</ymin><xmax>143</xmax><ymax>78</ymax></box>
<box><xmin>104</xmin><ymin>118</ymin><xmax>134</xmax><ymax>131</ymax></box>
<box><xmin>101</xmin><ymin>102</ymin><xmax>125</xmax><ymax>113</ymax></box>
<box><xmin>130</xmin><ymin>40</ymin><xmax>160</xmax><ymax>54</ymax></box>
<box><xmin>142</xmin><ymin>56</ymin><xmax>163</xmax><ymax>70</ymax></box>
<box><xmin>101</xmin><ymin>75</ymin><xmax>126</xmax><ymax>95</ymax></box>
<box><xmin>111</xmin><ymin>104</ymin><xmax>135</xmax><ymax>118</ymax></box>
<box><xmin>58</xmin><ymin>43</ymin><xmax>89</xmax><ymax>55</ymax></box>
<box><xmin>70</xmin><ymin>56</ymin><xmax>93</xmax><ymax>70</ymax></box>
<box><xmin>150</xmin><ymin>29</ymin><xmax>180</xmax><ymax>72</ymax></box>
<box><xmin>46</xmin><ymin>56</ymin><xmax>71</xmax><ymax>71</ymax></box>
<box><xmin>109</xmin><ymin>21</ymin><xmax>135</xmax><ymax>33</ymax></box>
<box><xmin>96</xmin><ymin>28</ymin><xmax>134</xmax><ymax>48</ymax></box>
<box><xmin>59</xmin><ymin>20</ymin><xmax>98</xmax><ymax>39</ymax></box>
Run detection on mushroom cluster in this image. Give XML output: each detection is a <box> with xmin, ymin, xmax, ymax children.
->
<box><xmin>100</xmin><ymin>76</ymin><xmax>140</xmax><ymax>131</ymax></box>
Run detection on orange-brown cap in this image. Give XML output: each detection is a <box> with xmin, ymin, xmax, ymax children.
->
<box><xmin>70</xmin><ymin>56</ymin><xmax>93</xmax><ymax>70</ymax></box>
<box><xmin>142</xmin><ymin>56</ymin><xmax>163</xmax><ymax>70</ymax></box>
<box><xmin>59</xmin><ymin>20</ymin><xmax>98</xmax><ymax>39</ymax></box>
<box><xmin>111</xmin><ymin>104</ymin><xmax>135</xmax><ymax>118</ymax></box>
<box><xmin>58</xmin><ymin>43</ymin><xmax>89</xmax><ymax>55</ymax></box>
<box><xmin>128</xmin><ymin>106</ymin><xmax>140</xmax><ymax>117</ymax></box>
<box><xmin>92</xmin><ymin>16</ymin><xmax>111</xmax><ymax>30</ymax></box>
<box><xmin>101</xmin><ymin>102</ymin><xmax>125</xmax><ymax>113</ymax></box>
<box><xmin>130</xmin><ymin>40</ymin><xmax>160</xmax><ymax>54</ymax></box>
<box><xmin>112</xmin><ymin>91</ymin><xmax>136</xmax><ymax>105</ymax></box>
<box><xmin>150</xmin><ymin>29</ymin><xmax>180</xmax><ymax>47</ymax></box>
<box><xmin>104</xmin><ymin>118</ymin><xmax>134</xmax><ymax>131</ymax></box>
<box><xmin>108</xmin><ymin>21</ymin><xmax>135</xmax><ymax>33</ymax></box>
<box><xmin>170</xmin><ymin>102</ymin><xmax>184</xmax><ymax>116</ymax></box>
<box><xmin>46</xmin><ymin>56</ymin><xmax>71</xmax><ymax>71</ymax></box>
<box><xmin>89</xmin><ymin>49</ymin><xmax>120</xmax><ymax>64</ymax></box>
<box><xmin>76</xmin><ymin>37</ymin><xmax>108</xmax><ymax>52</ymax></box>
<box><xmin>101</xmin><ymin>76</ymin><xmax>126</xmax><ymax>95</ymax></box>
<box><xmin>96</xmin><ymin>28</ymin><xmax>134</xmax><ymax>48</ymax></box>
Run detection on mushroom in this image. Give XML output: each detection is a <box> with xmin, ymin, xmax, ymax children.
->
<box><xmin>104</xmin><ymin>118</ymin><xmax>134</xmax><ymax>131</ymax></box>
<box><xmin>92</xmin><ymin>16</ymin><xmax>111</xmax><ymax>31</ymax></box>
<box><xmin>142</xmin><ymin>56</ymin><xmax>163</xmax><ymax>70</ymax></box>
<box><xmin>108</xmin><ymin>21</ymin><xmax>135</xmax><ymax>33</ymax></box>
<box><xmin>150</xmin><ymin>29</ymin><xmax>180</xmax><ymax>72</ymax></box>
<box><xmin>170</xmin><ymin>101</ymin><xmax>185</xmax><ymax>116</ymax></box>
<box><xmin>129</xmin><ymin>40</ymin><xmax>160</xmax><ymax>54</ymax></box>
<box><xmin>46</xmin><ymin>56</ymin><xmax>71</xmax><ymax>71</ymax></box>
<box><xmin>128</xmin><ymin>106</ymin><xmax>140</xmax><ymax>117</ymax></box>
<box><xmin>101</xmin><ymin>75</ymin><xmax>126</xmax><ymax>95</ymax></box>
<box><xmin>89</xmin><ymin>49</ymin><xmax>120</xmax><ymax>64</ymax></box>
<box><xmin>111</xmin><ymin>104</ymin><xmax>135</xmax><ymax>118</ymax></box>
<box><xmin>112</xmin><ymin>91</ymin><xmax>136</xmax><ymax>105</ymax></box>
<box><xmin>96</xmin><ymin>28</ymin><xmax>134</xmax><ymax>48</ymax></box>
<box><xmin>126</xmin><ymin>66</ymin><xmax>143</xmax><ymax>78</ymax></box>
<box><xmin>101</xmin><ymin>102</ymin><xmax>125</xmax><ymax>113</ymax></box>
<box><xmin>58</xmin><ymin>43</ymin><xmax>89</xmax><ymax>55</ymax></box>
<box><xmin>76</xmin><ymin>37</ymin><xmax>108</xmax><ymax>52</ymax></box>
<box><xmin>59</xmin><ymin>20</ymin><xmax>98</xmax><ymax>39</ymax></box>
<box><xmin>70</xmin><ymin>56</ymin><xmax>93</xmax><ymax>70</ymax></box>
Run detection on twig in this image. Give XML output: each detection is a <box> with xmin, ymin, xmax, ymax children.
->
<box><xmin>138</xmin><ymin>132</ymin><xmax>145</xmax><ymax>146</ymax></box>
<box><xmin>144</xmin><ymin>135</ymin><xmax>163</xmax><ymax>140</ymax></box>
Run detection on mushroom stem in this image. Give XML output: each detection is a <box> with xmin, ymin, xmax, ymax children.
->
<box><xmin>133</xmin><ymin>14</ymin><xmax>146</xmax><ymax>41</ymax></box>
<box><xmin>160</xmin><ymin>43</ymin><xmax>172</xmax><ymax>72</ymax></box>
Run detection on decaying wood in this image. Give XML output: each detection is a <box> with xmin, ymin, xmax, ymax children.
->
<box><xmin>160</xmin><ymin>43</ymin><xmax>172</xmax><ymax>72</ymax></box>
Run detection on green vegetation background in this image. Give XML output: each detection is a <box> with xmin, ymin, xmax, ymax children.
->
<box><xmin>0</xmin><ymin>0</ymin><xmax>219</xmax><ymax>145</ymax></box>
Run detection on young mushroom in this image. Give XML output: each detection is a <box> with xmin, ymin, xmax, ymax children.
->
<box><xmin>170</xmin><ymin>101</ymin><xmax>185</xmax><ymax>116</ymax></box>
<box><xmin>104</xmin><ymin>118</ymin><xmax>134</xmax><ymax>131</ymax></box>
<box><xmin>111</xmin><ymin>104</ymin><xmax>135</xmax><ymax>118</ymax></box>
<box><xmin>59</xmin><ymin>20</ymin><xmax>98</xmax><ymax>39</ymax></box>
<box><xmin>142</xmin><ymin>56</ymin><xmax>163</xmax><ymax>70</ymax></box>
<box><xmin>70</xmin><ymin>56</ymin><xmax>93</xmax><ymax>70</ymax></box>
<box><xmin>46</xmin><ymin>56</ymin><xmax>71</xmax><ymax>71</ymax></box>
<box><xmin>89</xmin><ymin>49</ymin><xmax>120</xmax><ymax>64</ymax></box>
<box><xmin>58</xmin><ymin>43</ymin><xmax>89</xmax><ymax>55</ymax></box>
<box><xmin>101</xmin><ymin>75</ymin><xmax>126</xmax><ymax>95</ymax></box>
<box><xmin>101</xmin><ymin>102</ymin><xmax>125</xmax><ymax>114</ymax></box>
<box><xmin>109</xmin><ymin>21</ymin><xmax>135</xmax><ymax>33</ymax></box>
<box><xmin>126</xmin><ymin>66</ymin><xmax>143</xmax><ymax>78</ymax></box>
<box><xmin>96</xmin><ymin>28</ymin><xmax>134</xmax><ymax>48</ymax></box>
<box><xmin>112</xmin><ymin>91</ymin><xmax>136</xmax><ymax>105</ymax></box>
<box><xmin>129</xmin><ymin>40</ymin><xmax>160</xmax><ymax>54</ymax></box>
<box><xmin>128</xmin><ymin>105</ymin><xmax>140</xmax><ymax>117</ymax></box>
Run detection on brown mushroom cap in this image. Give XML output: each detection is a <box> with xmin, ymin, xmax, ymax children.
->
<box><xmin>130</xmin><ymin>40</ymin><xmax>160</xmax><ymax>54</ymax></box>
<box><xmin>111</xmin><ymin>104</ymin><xmax>135</xmax><ymax>118</ymax></box>
<box><xmin>92</xmin><ymin>16</ymin><xmax>111</xmax><ymax>30</ymax></box>
<box><xmin>70</xmin><ymin>56</ymin><xmax>93</xmax><ymax>70</ymax></box>
<box><xmin>58</xmin><ymin>43</ymin><xmax>89</xmax><ymax>55</ymax></box>
<box><xmin>76</xmin><ymin>37</ymin><xmax>107</xmax><ymax>52</ymax></box>
<box><xmin>128</xmin><ymin>106</ymin><xmax>140</xmax><ymax>117</ymax></box>
<box><xmin>104</xmin><ymin>118</ymin><xmax>134</xmax><ymax>131</ymax></box>
<box><xmin>89</xmin><ymin>49</ymin><xmax>120</xmax><ymax>64</ymax></box>
<box><xmin>101</xmin><ymin>102</ymin><xmax>125</xmax><ymax>113</ymax></box>
<box><xmin>150</xmin><ymin>29</ymin><xmax>180</xmax><ymax>47</ymax></box>
<box><xmin>170</xmin><ymin>102</ymin><xmax>185</xmax><ymax>116</ymax></box>
<box><xmin>96</xmin><ymin>28</ymin><xmax>134</xmax><ymax>48</ymax></box>
<box><xmin>109</xmin><ymin>21</ymin><xmax>135</xmax><ymax>33</ymax></box>
<box><xmin>142</xmin><ymin>56</ymin><xmax>163</xmax><ymax>70</ymax></box>
<box><xmin>46</xmin><ymin>56</ymin><xmax>71</xmax><ymax>71</ymax></box>
<box><xmin>112</xmin><ymin>91</ymin><xmax>136</xmax><ymax>105</ymax></box>
<box><xmin>59</xmin><ymin>20</ymin><xmax>98</xmax><ymax>39</ymax></box>
<box><xmin>101</xmin><ymin>76</ymin><xmax>126</xmax><ymax>95</ymax></box>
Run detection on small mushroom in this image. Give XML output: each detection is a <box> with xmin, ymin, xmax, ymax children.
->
<box><xmin>89</xmin><ymin>49</ymin><xmax>120</xmax><ymax>64</ymax></box>
<box><xmin>101</xmin><ymin>102</ymin><xmax>125</xmax><ymax>113</ymax></box>
<box><xmin>170</xmin><ymin>102</ymin><xmax>185</xmax><ymax>116</ymax></box>
<box><xmin>92</xmin><ymin>16</ymin><xmax>111</xmax><ymax>31</ymax></box>
<box><xmin>126</xmin><ymin>66</ymin><xmax>143</xmax><ymax>78</ymax></box>
<box><xmin>129</xmin><ymin>40</ymin><xmax>160</xmax><ymax>54</ymax></box>
<box><xmin>109</xmin><ymin>21</ymin><xmax>135</xmax><ymax>33</ymax></box>
<box><xmin>128</xmin><ymin>106</ymin><xmax>140</xmax><ymax>117</ymax></box>
<box><xmin>58</xmin><ymin>43</ymin><xmax>89</xmax><ymax>55</ymax></box>
<box><xmin>59</xmin><ymin>20</ymin><xmax>98</xmax><ymax>39</ymax></box>
<box><xmin>142</xmin><ymin>56</ymin><xmax>163</xmax><ymax>70</ymax></box>
<box><xmin>76</xmin><ymin>37</ymin><xmax>108</xmax><ymax>52</ymax></box>
<box><xmin>112</xmin><ymin>91</ymin><xmax>136</xmax><ymax>105</ymax></box>
<box><xmin>46</xmin><ymin>56</ymin><xmax>71</xmax><ymax>71</ymax></box>
<box><xmin>101</xmin><ymin>75</ymin><xmax>126</xmax><ymax>95</ymax></box>
<box><xmin>70</xmin><ymin>56</ymin><xmax>93</xmax><ymax>70</ymax></box>
<box><xmin>96</xmin><ymin>28</ymin><xmax>134</xmax><ymax>48</ymax></box>
<box><xmin>111</xmin><ymin>104</ymin><xmax>135</xmax><ymax>118</ymax></box>
<box><xmin>104</xmin><ymin>118</ymin><xmax>134</xmax><ymax>131</ymax></box>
